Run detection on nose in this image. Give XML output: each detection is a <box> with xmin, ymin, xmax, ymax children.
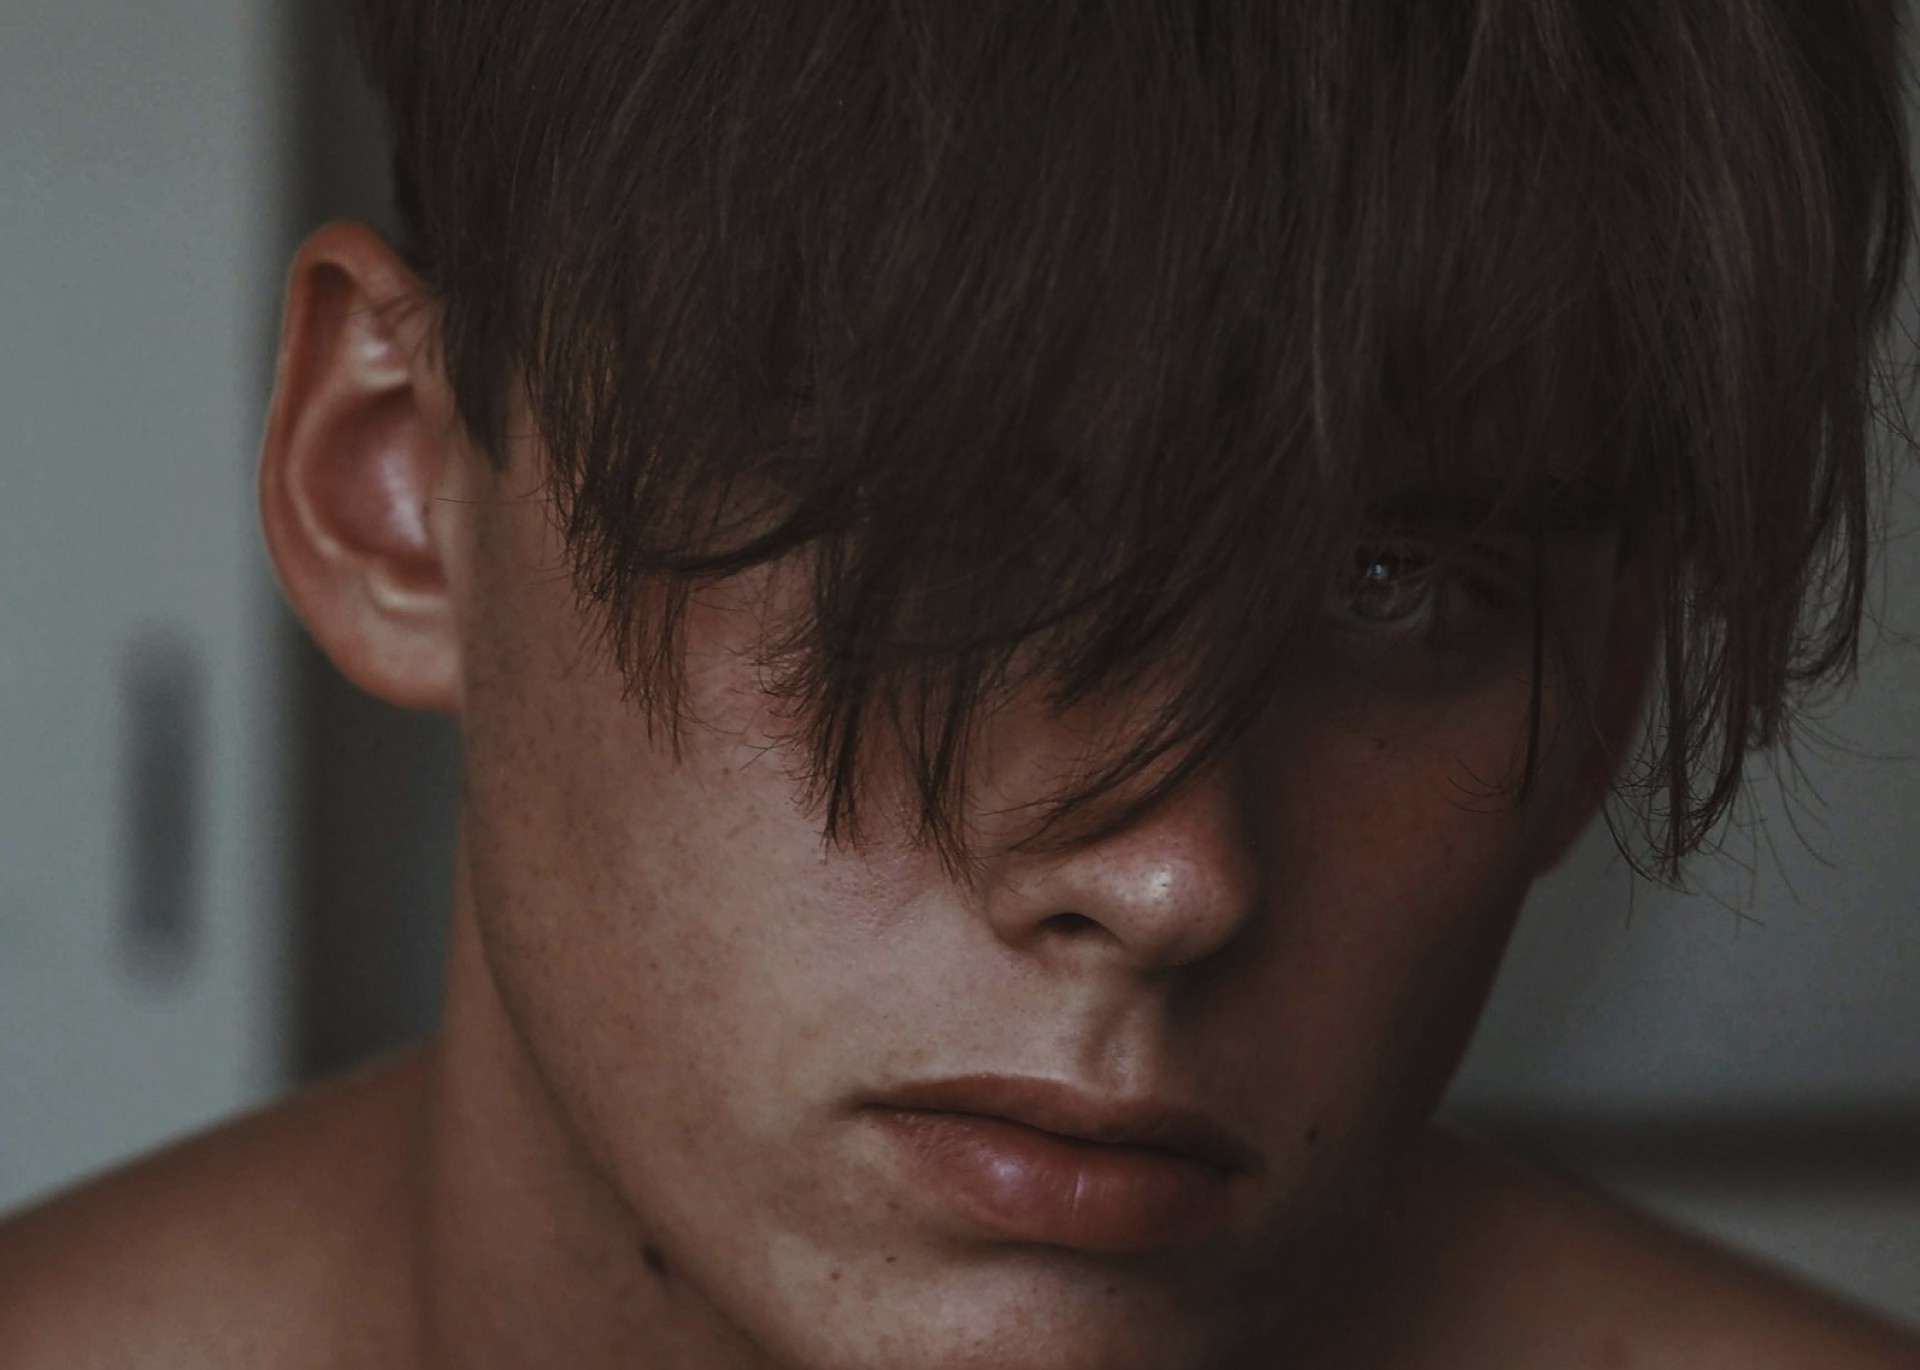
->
<box><xmin>978</xmin><ymin>762</ymin><xmax>1264</xmax><ymax>974</ymax></box>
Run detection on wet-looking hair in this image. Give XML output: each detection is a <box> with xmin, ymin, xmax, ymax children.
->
<box><xmin>349</xmin><ymin>0</ymin><xmax>1912</xmax><ymax>876</ymax></box>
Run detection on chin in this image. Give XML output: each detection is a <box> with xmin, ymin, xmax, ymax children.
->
<box><xmin>752</xmin><ymin>1248</ymin><xmax>1261</xmax><ymax>1370</ymax></box>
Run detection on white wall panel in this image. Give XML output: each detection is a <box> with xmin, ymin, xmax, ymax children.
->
<box><xmin>0</xmin><ymin>0</ymin><xmax>291</xmax><ymax>1211</ymax></box>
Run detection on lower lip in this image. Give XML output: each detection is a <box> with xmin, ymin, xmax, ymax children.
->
<box><xmin>871</xmin><ymin>1109</ymin><xmax>1236</xmax><ymax>1253</ymax></box>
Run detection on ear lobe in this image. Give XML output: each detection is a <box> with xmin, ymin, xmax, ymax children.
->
<box><xmin>260</xmin><ymin>221</ymin><xmax>467</xmax><ymax>714</ymax></box>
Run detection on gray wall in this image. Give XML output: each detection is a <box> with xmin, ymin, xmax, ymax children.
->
<box><xmin>0</xmin><ymin>0</ymin><xmax>290</xmax><ymax>1207</ymax></box>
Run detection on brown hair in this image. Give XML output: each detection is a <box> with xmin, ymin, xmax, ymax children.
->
<box><xmin>349</xmin><ymin>0</ymin><xmax>1912</xmax><ymax>874</ymax></box>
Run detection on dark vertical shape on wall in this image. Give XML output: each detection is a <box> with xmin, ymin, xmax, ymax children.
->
<box><xmin>119</xmin><ymin>628</ymin><xmax>205</xmax><ymax>989</ymax></box>
<box><xmin>283</xmin><ymin>0</ymin><xmax>458</xmax><ymax>1082</ymax></box>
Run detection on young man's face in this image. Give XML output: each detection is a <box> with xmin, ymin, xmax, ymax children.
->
<box><xmin>438</xmin><ymin>415</ymin><xmax>1638</xmax><ymax>1369</ymax></box>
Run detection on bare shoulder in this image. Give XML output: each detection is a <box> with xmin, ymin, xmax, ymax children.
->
<box><xmin>1379</xmin><ymin>1126</ymin><xmax>1920</xmax><ymax>1370</ymax></box>
<box><xmin>0</xmin><ymin>1048</ymin><xmax>429</xmax><ymax>1370</ymax></box>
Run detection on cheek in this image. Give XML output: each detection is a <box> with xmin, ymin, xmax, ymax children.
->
<box><xmin>464</xmin><ymin>679</ymin><xmax>787</xmax><ymax>1077</ymax></box>
<box><xmin>456</xmin><ymin>558</ymin><xmax>941</xmax><ymax>1154</ymax></box>
<box><xmin>1306</xmin><ymin>758</ymin><xmax>1535</xmax><ymax>1021</ymax></box>
<box><xmin>1244</xmin><ymin>682</ymin><xmax>1561</xmax><ymax>1121</ymax></box>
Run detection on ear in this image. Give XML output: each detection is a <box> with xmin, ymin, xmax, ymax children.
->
<box><xmin>260</xmin><ymin>222</ymin><xmax>469</xmax><ymax>714</ymax></box>
<box><xmin>1526</xmin><ymin>553</ymin><xmax>1660</xmax><ymax>873</ymax></box>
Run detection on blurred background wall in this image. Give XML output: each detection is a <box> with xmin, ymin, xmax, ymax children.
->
<box><xmin>1</xmin><ymin>0</ymin><xmax>1915</xmax><ymax>1331</ymax></box>
<box><xmin>0</xmin><ymin>0</ymin><xmax>291</xmax><ymax>1211</ymax></box>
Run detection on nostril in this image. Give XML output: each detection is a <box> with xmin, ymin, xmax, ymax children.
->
<box><xmin>1041</xmin><ymin>912</ymin><xmax>1104</xmax><ymax>937</ymax></box>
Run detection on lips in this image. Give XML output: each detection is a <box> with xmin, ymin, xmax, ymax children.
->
<box><xmin>865</xmin><ymin>1075</ymin><xmax>1257</xmax><ymax>1253</ymax></box>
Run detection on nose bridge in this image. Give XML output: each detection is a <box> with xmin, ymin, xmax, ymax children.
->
<box><xmin>981</xmin><ymin>759</ymin><xmax>1264</xmax><ymax>972</ymax></box>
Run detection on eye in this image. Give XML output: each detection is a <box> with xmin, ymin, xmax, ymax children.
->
<box><xmin>1336</xmin><ymin>543</ymin><xmax>1443</xmax><ymax>627</ymax></box>
<box><xmin>1326</xmin><ymin>538</ymin><xmax>1531</xmax><ymax>656</ymax></box>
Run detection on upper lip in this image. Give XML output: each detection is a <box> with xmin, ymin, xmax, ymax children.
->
<box><xmin>868</xmin><ymin>1074</ymin><xmax>1261</xmax><ymax>1173</ymax></box>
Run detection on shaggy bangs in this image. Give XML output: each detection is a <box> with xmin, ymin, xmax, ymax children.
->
<box><xmin>352</xmin><ymin>0</ymin><xmax>1912</xmax><ymax>872</ymax></box>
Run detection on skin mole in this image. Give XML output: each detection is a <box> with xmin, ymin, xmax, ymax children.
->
<box><xmin>642</xmin><ymin>1245</ymin><xmax>670</xmax><ymax>1282</ymax></box>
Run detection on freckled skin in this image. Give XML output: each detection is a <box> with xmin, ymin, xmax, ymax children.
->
<box><xmin>414</xmin><ymin>427</ymin><xmax>1629</xmax><ymax>1370</ymax></box>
